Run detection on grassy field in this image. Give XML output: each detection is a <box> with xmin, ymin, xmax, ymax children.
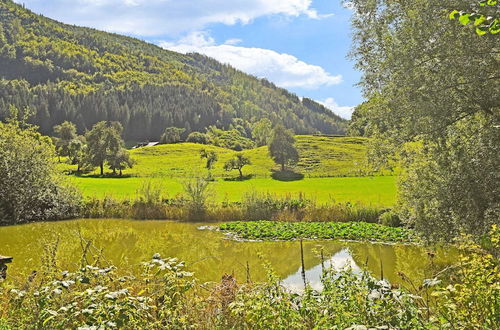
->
<box><xmin>71</xmin><ymin>176</ymin><xmax>397</xmax><ymax>205</ymax></box>
<box><xmin>62</xmin><ymin>135</ymin><xmax>398</xmax><ymax>206</ymax></box>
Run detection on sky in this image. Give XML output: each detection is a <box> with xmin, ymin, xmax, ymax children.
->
<box><xmin>15</xmin><ymin>0</ymin><xmax>361</xmax><ymax>119</ymax></box>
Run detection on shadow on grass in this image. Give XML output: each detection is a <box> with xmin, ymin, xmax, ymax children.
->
<box><xmin>271</xmin><ymin>170</ymin><xmax>304</xmax><ymax>181</ymax></box>
<box><xmin>223</xmin><ymin>174</ymin><xmax>254</xmax><ymax>182</ymax></box>
<box><xmin>67</xmin><ymin>171</ymin><xmax>134</xmax><ymax>179</ymax></box>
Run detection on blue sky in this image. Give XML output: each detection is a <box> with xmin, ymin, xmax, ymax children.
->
<box><xmin>15</xmin><ymin>0</ymin><xmax>361</xmax><ymax>119</ymax></box>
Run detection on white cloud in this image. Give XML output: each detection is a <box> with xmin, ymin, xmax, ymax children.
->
<box><xmin>159</xmin><ymin>32</ymin><xmax>342</xmax><ymax>90</ymax></box>
<box><xmin>16</xmin><ymin>0</ymin><xmax>323</xmax><ymax>36</ymax></box>
<box><xmin>318</xmin><ymin>97</ymin><xmax>354</xmax><ymax>119</ymax></box>
<box><xmin>224</xmin><ymin>38</ymin><xmax>243</xmax><ymax>46</ymax></box>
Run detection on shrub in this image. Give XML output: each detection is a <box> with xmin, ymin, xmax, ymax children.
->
<box><xmin>0</xmin><ymin>118</ymin><xmax>81</xmax><ymax>225</ymax></box>
<box><xmin>207</xmin><ymin>127</ymin><xmax>255</xmax><ymax>150</ymax></box>
<box><xmin>186</xmin><ymin>132</ymin><xmax>210</xmax><ymax>144</ymax></box>
<box><xmin>160</xmin><ymin>127</ymin><xmax>184</xmax><ymax>144</ymax></box>
<box><xmin>378</xmin><ymin>209</ymin><xmax>401</xmax><ymax>227</ymax></box>
<box><xmin>182</xmin><ymin>177</ymin><xmax>211</xmax><ymax>220</ymax></box>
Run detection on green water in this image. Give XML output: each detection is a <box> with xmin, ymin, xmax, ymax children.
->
<box><xmin>0</xmin><ymin>219</ymin><xmax>457</xmax><ymax>288</ymax></box>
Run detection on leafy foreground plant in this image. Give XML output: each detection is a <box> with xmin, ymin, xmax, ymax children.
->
<box><xmin>0</xmin><ymin>227</ymin><xmax>498</xmax><ymax>329</ymax></box>
<box><xmin>220</xmin><ymin>221</ymin><xmax>417</xmax><ymax>243</ymax></box>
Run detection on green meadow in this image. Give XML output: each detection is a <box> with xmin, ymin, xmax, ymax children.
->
<box><xmin>62</xmin><ymin>136</ymin><xmax>398</xmax><ymax>206</ymax></box>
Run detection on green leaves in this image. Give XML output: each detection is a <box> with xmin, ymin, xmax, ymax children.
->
<box><xmin>449</xmin><ymin>1</ymin><xmax>499</xmax><ymax>35</ymax></box>
<box><xmin>220</xmin><ymin>221</ymin><xmax>417</xmax><ymax>243</ymax></box>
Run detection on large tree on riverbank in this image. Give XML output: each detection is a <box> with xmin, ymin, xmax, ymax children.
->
<box><xmin>347</xmin><ymin>0</ymin><xmax>499</xmax><ymax>240</ymax></box>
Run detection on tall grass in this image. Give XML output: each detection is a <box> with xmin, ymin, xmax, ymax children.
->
<box><xmin>81</xmin><ymin>188</ymin><xmax>386</xmax><ymax>225</ymax></box>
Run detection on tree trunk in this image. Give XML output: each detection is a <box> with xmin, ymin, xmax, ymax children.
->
<box><xmin>281</xmin><ymin>162</ymin><xmax>285</xmax><ymax>172</ymax></box>
<box><xmin>238</xmin><ymin>168</ymin><xmax>243</xmax><ymax>178</ymax></box>
<box><xmin>100</xmin><ymin>162</ymin><xmax>104</xmax><ymax>176</ymax></box>
<box><xmin>119</xmin><ymin>169</ymin><xmax>122</xmax><ymax>176</ymax></box>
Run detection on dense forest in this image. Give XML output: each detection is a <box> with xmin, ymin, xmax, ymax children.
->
<box><xmin>0</xmin><ymin>0</ymin><xmax>346</xmax><ymax>141</ymax></box>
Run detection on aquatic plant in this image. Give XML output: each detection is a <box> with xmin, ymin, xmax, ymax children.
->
<box><xmin>219</xmin><ymin>221</ymin><xmax>417</xmax><ymax>243</ymax></box>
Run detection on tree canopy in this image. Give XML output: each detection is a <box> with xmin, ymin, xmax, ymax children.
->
<box><xmin>347</xmin><ymin>0</ymin><xmax>499</xmax><ymax>241</ymax></box>
<box><xmin>268</xmin><ymin>125</ymin><xmax>299</xmax><ymax>172</ymax></box>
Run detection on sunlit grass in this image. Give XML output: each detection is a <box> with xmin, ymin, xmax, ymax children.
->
<box><xmin>61</xmin><ymin>135</ymin><xmax>398</xmax><ymax>206</ymax></box>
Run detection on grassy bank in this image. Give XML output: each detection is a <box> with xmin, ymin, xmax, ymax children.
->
<box><xmin>219</xmin><ymin>221</ymin><xmax>416</xmax><ymax>243</ymax></box>
<box><xmin>81</xmin><ymin>189</ymin><xmax>390</xmax><ymax>224</ymax></box>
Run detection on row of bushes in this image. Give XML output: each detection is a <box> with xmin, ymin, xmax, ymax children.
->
<box><xmin>1</xmin><ymin>227</ymin><xmax>498</xmax><ymax>329</ymax></box>
<box><xmin>81</xmin><ymin>180</ymin><xmax>397</xmax><ymax>225</ymax></box>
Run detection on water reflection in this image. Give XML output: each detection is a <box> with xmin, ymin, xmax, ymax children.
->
<box><xmin>0</xmin><ymin>219</ymin><xmax>457</xmax><ymax>289</ymax></box>
<box><xmin>282</xmin><ymin>249</ymin><xmax>362</xmax><ymax>292</ymax></box>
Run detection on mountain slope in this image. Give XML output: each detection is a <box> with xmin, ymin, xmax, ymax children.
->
<box><xmin>0</xmin><ymin>0</ymin><xmax>347</xmax><ymax>140</ymax></box>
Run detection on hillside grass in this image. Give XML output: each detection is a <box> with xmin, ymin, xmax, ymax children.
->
<box><xmin>62</xmin><ymin>135</ymin><xmax>398</xmax><ymax>206</ymax></box>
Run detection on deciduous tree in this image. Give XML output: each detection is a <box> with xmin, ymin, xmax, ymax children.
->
<box><xmin>224</xmin><ymin>153</ymin><xmax>251</xmax><ymax>178</ymax></box>
<box><xmin>268</xmin><ymin>125</ymin><xmax>299</xmax><ymax>171</ymax></box>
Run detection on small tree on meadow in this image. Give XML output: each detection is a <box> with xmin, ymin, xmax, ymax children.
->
<box><xmin>268</xmin><ymin>124</ymin><xmax>299</xmax><ymax>171</ymax></box>
<box><xmin>200</xmin><ymin>149</ymin><xmax>218</xmax><ymax>170</ymax></box>
<box><xmin>224</xmin><ymin>153</ymin><xmax>251</xmax><ymax>179</ymax></box>
<box><xmin>53</xmin><ymin>121</ymin><xmax>77</xmax><ymax>160</ymax></box>
<box><xmin>85</xmin><ymin>121</ymin><xmax>126</xmax><ymax>175</ymax></box>
<box><xmin>67</xmin><ymin>136</ymin><xmax>86</xmax><ymax>172</ymax></box>
<box><xmin>108</xmin><ymin>148</ymin><xmax>135</xmax><ymax>176</ymax></box>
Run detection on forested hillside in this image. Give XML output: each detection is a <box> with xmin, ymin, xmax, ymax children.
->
<box><xmin>0</xmin><ymin>0</ymin><xmax>346</xmax><ymax>141</ymax></box>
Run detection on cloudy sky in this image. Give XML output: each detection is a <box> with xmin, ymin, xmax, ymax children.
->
<box><xmin>15</xmin><ymin>0</ymin><xmax>360</xmax><ymax>119</ymax></box>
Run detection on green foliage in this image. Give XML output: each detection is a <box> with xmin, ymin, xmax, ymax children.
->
<box><xmin>1</xmin><ymin>229</ymin><xmax>498</xmax><ymax>328</ymax></box>
<box><xmin>182</xmin><ymin>177</ymin><xmax>211</xmax><ymax>220</ymax></box>
<box><xmin>207</xmin><ymin>126</ymin><xmax>255</xmax><ymax>150</ymax></box>
<box><xmin>268</xmin><ymin>125</ymin><xmax>299</xmax><ymax>171</ymax></box>
<box><xmin>348</xmin><ymin>0</ymin><xmax>499</xmax><ymax>241</ymax></box>
<box><xmin>428</xmin><ymin>225</ymin><xmax>500</xmax><ymax>327</ymax></box>
<box><xmin>186</xmin><ymin>131</ymin><xmax>210</xmax><ymax>144</ymax></box>
<box><xmin>85</xmin><ymin>121</ymin><xmax>130</xmax><ymax>176</ymax></box>
<box><xmin>66</xmin><ymin>136</ymin><xmax>86</xmax><ymax>171</ymax></box>
<box><xmin>0</xmin><ymin>118</ymin><xmax>80</xmax><ymax>224</ymax></box>
<box><xmin>251</xmin><ymin>118</ymin><xmax>273</xmax><ymax>146</ymax></box>
<box><xmin>0</xmin><ymin>1</ymin><xmax>346</xmax><ymax>140</ymax></box>
<box><xmin>53</xmin><ymin>121</ymin><xmax>77</xmax><ymax>157</ymax></box>
<box><xmin>220</xmin><ymin>221</ymin><xmax>416</xmax><ymax>243</ymax></box>
<box><xmin>159</xmin><ymin>127</ymin><xmax>184</xmax><ymax>144</ymax></box>
<box><xmin>378</xmin><ymin>209</ymin><xmax>401</xmax><ymax>228</ymax></box>
<box><xmin>200</xmin><ymin>149</ymin><xmax>218</xmax><ymax>170</ymax></box>
<box><xmin>450</xmin><ymin>1</ymin><xmax>499</xmax><ymax>35</ymax></box>
<box><xmin>108</xmin><ymin>148</ymin><xmax>134</xmax><ymax>176</ymax></box>
<box><xmin>398</xmin><ymin>118</ymin><xmax>499</xmax><ymax>241</ymax></box>
<box><xmin>223</xmin><ymin>153</ymin><xmax>251</xmax><ymax>178</ymax></box>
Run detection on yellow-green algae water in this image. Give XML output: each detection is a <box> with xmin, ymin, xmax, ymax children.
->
<box><xmin>0</xmin><ymin>219</ymin><xmax>457</xmax><ymax>288</ymax></box>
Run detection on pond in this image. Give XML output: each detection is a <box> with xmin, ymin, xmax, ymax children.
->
<box><xmin>0</xmin><ymin>219</ymin><xmax>457</xmax><ymax>289</ymax></box>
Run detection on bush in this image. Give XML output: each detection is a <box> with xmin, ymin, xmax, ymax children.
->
<box><xmin>378</xmin><ymin>209</ymin><xmax>401</xmax><ymax>227</ymax></box>
<box><xmin>186</xmin><ymin>132</ymin><xmax>210</xmax><ymax>144</ymax></box>
<box><xmin>207</xmin><ymin>127</ymin><xmax>255</xmax><ymax>150</ymax></box>
<box><xmin>182</xmin><ymin>177</ymin><xmax>211</xmax><ymax>220</ymax></box>
<box><xmin>0</xmin><ymin>118</ymin><xmax>81</xmax><ymax>225</ymax></box>
<box><xmin>159</xmin><ymin>127</ymin><xmax>184</xmax><ymax>144</ymax></box>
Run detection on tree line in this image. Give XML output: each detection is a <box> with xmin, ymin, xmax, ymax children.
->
<box><xmin>0</xmin><ymin>0</ymin><xmax>347</xmax><ymax>142</ymax></box>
